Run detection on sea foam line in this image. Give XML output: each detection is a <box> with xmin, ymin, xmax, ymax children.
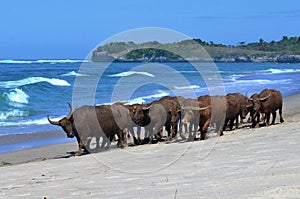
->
<box><xmin>0</xmin><ymin>77</ymin><xmax>70</xmax><ymax>88</ymax></box>
<box><xmin>109</xmin><ymin>71</ymin><xmax>155</xmax><ymax>77</ymax></box>
<box><xmin>0</xmin><ymin>110</ymin><xmax>29</xmax><ymax>120</ymax></box>
<box><xmin>263</xmin><ymin>68</ymin><xmax>300</xmax><ymax>74</ymax></box>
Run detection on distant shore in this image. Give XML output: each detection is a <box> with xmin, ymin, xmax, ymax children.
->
<box><xmin>92</xmin><ymin>53</ymin><xmax>300</xmax><ymax>63</ymax></box>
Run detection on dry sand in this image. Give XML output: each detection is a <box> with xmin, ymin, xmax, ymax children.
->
<box><xmin>0</xmin><ymin>94</ymin><xmax>300</xmax><ymax>198</ymax></box>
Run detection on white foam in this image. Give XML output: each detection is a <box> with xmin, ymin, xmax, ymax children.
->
<box><xmin>61</xmin><ymin>71</ymin><xmax>90</xmax><ymax>77</ymax></box>
<box><xmin>225</xmin><ymin>78</ymin><xmax>292</xmax><ymax>86</ymax></box>
<box><xmin>174</xmin><ymin>85</ymin><xmax>200</xmax><ymax>90</ymax></box>
<box><xmin>109</xmin><ymin>71</ymin><xmax>155</xmax><ymax>77</ymax></box>
<box><xmin>0</xmin><ymin>110</ymin><xmax>29</xmax><ymax>120</ymax></box>
<box><xmin>0</xmin><ymin>115</ymin><xmax>65</xmax><ymax>126</ymax></box>
<box><xmin>126</xmin><ymin>90</ymin><xmax>169</xmax><ymax>104</ymax></box>
<box><xmin>264</xmin><ymin>68</ymin><xmax>300</xmax><ymax>74</ymax></box>
<box><xmin>0</xmin><ymin>60</ymin><xmax>32</xmax><ymax>64</ymax></box>
<box><xmin>0</xmin><ymin>77</ymin><xmax>70</xmax><ymax>88</ymax></box>
<box><xmin>4</xmin><ymin>88</ymin><xmax>29</xmax><ymax>104</ymax></box>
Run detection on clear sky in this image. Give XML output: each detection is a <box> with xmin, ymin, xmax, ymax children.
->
<box><xmin>1</xmin><ymin>0</ymin><xmax>300</xmax><ymax>59</ymax></box>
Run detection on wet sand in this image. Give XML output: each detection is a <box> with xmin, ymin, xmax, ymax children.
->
<box><xmin>0</xmin><ymin>94</ymin><xmax>299</xmax><ymax>198</ymax></box>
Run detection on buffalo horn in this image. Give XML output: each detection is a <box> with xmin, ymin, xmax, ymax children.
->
<box><xmin>66</xmin><ymin>103</ymin><xmax>73</xmax><ymax>120</ymax></box>
<box><xmin>246</xmin><ymin>104</ymin><xmax>253</xmax><ymax>108</ymax></box>
<box><xmin>47</xmin><ymin>115</ymin><xmax>60</xmax><ymax>125</ymax></box>
<box><xmin>142</xmin><ymin>105</ymin><xmax>152</xmax><ymax>110</ymax></box>
<box><xmin>259</xmin><ymin>92</ymin><xmax>271</xmax><ymax>101</ymax></box>
<box><xmin>182</xmin><ymin>105</ymin><xmax>210</xmax><ymax>111</ymax></box>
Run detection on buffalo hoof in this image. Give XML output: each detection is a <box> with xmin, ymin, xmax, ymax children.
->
<box><xmin>141</xmin><ymin>138</ymin><xmax>150</xmax><ymax>145</ymax></box>
<box><xmin>280</xmin><ymin>119</ymin><xmax>284</xmax><ymax>123</ymax></box>
<box><xmin>128</xmin><ymin>142</ymin><xmax>136</xmax><ymax>147</ymax></box>
<box><xmin>133</xmin><ymin>137</ymin><xmax>140</xmax><ymax>145</ymax></box>
<box><xmin>151</xmin><ymin>138</ymin><xmax>158</xmax><ymax>144</ymax></box>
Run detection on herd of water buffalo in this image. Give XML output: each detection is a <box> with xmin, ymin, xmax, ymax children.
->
<box><xmin>47</xmin><ymin>88</ymin><xmax>284</xmax><ymax>155</ymax></box>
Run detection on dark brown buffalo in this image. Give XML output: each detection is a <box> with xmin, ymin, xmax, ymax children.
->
<box><xmin>226</xmin><ymin>93</ymin><xmax>252</xmax><ymax>128</ymax></box>
<box><xmin>247</xmin><ymin>93</ymin><xmax>259</xmax><ymax>124</ymax></box>
<box><xmin>128</xmin><ymin>103</ymin><xmax>151</xmax><ymax>144</ymax></box>
<box><xmin>48</xmin><ymin>104</ymin><xmax>130</xmax><ymax>155</ymax></box>
<box><xmin>250</xmin><ymin>89</ymin><xmax>284</xmax><ymax>128</ymax></box>
<box><xmin>130</xmin><ymin>96</ymin><xmax>183</xmax><ymax>143</ymax></box>
<box><xmin>198</xmin><ymin>95</ymin><xmax>227</xmax><ymax>137</ymax></box>
<box><xmin>223</xmin><ymin>94</ymin><xmax>242</xmax><ymax>132</ymax></box>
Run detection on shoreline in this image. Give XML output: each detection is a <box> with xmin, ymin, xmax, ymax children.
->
<box><xmin>0</xmin><ymin>92</ymin><xmax>299</xmax><ymax>198</ymax></box>
<box><xmin>0</xmin><ymin>92</ymin><xmax>299</xmax><ymax>166</ymax></box>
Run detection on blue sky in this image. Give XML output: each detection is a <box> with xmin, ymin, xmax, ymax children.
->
<box><xmin>1</xmin><ymin>0</ymin><xmax>300</xmax><ymax>59</ymax></box>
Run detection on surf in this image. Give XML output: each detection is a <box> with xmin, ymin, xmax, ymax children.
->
<box><xmin>61</xmin><ymin>71</ymin><xmax>90</xmax><ymax>77</ymax></box>
<box><xmin>4</xmin><ymin>88</ymin><xmax>29</xmax><ymax>104</ymax></box>
<box><xmin>0</xmin><ymin>77</ymin><xmax>70</xmax><ymax>88</ymax></box>
<box><xmin>108</xmin><ymin>71</ymin><xmax>155</xmax><ymax>77</ymax></box>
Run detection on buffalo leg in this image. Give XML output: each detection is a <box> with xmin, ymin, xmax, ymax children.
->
<box><xmin>252</xmin><ymin>113</ymin><xmax>260</xmax><ymax>128</ymax></box>
<box><xmin>200</xmin><ymin>120</ymin><xmax>210</xmax><ymax>140</ymax></box>
<box><xmin>229</xmin><ymin>119</ymin><xmax>235</xmax><ymax>131</ymax></box>
<box><xmin>165</xmin><ymin>124</ymin><xmax>171</xmax><ymax>138</ymax></box>
<box><xmin>271</xmin><ymin>111</ymin><xmax>277</xmax><ymax>125</ymax></box>
<box><xmin>223</xmin><ymin>119</ymin><xmax>229</xmax><ymax>131</ymax></box>
<box><xmin>77</xmin><ymin>140</ymin><xmax>86</xmax><ymax>156</ymax></box>
<box><xmin>279</xmin><ymin>107</ymin><xmax>284</xmax><ymax>123</ymax></box>
<box><xmin>235</xmin><ymin>116</ymin><xmax>239</xmax><ymax>129</ymax></box>
<box><xmin>265</xmin><ymin>113</ymin><xmax>271</xmax><ymax>126</ymax></box>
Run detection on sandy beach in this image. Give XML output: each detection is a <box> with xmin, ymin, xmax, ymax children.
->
<box><xmin>0</xmin><ymin>94</ymin><xmax>300</xmax><ymax>198</ymax></box>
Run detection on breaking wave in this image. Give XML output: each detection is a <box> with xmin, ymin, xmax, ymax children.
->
<box><xmin>4</xmin><ymin>88</ymin><xmax>29</xmax><ymax>104</ymax></box>
<box><xmin>263</xmin><ymin>68</ymin><xmax>300</xmax><ymax>74</ymax></box>
<box><xmin>0</xmin><ymin>110</ymin><xmax>29</xmax><ymax>120</ymax></box>
<box><xmin>0</xmin><ymin>77</ymin><xmax>70</xmax><ymax>88</ymax></box>
<box><xmin>61</xmin><ymin>71</ymin><xmax>90</xmax><ymax>77</ymax></box>
<box><xmin>174</xmin><ymin>85</ymin><xmax>200</xmax><ymax>90</ymax></box>
<box><xmin>127</xmin><ymin>90</ymin><xmax>169</xmax><ymax>104</ymax></box>
<box><xmin>109</xmin><ymin>71</ymin><xmax>155</xmax><ymax>77</ymax></box>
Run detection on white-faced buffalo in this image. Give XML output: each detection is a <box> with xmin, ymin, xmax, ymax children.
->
<box><xmin>48</xmin><ymin>104</ymin><xmax>131</xmax><ymax>155</ymax></box>
<box><xmin>250</xmin><ymin>89</ymin><xmax>284</xmax><ymax>128</ymax></box>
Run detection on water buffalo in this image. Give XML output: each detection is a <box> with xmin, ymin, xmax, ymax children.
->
<box><xmin>226</xmin><ymin>93</ymin><xmax>252</xmax><ymax>128</ymax></box>
<box><xmin>130</xmin><ymin>96</ymin><xmax>184</xmax><ymax>144</ymax></box>
<box><xmin>181</xmin><ymin>98</ymin><xmax>211</xmax><ymax>141</ymax></box>
<box><xmin>47</xmin><ymin>104</ymin><xmax>130</xmax><ymax>155</ymax></box>
<box><xmin>250</xmin><ymin>89</ymin><xmax>284</xmax><ymax>128</ymax></box>
<box><xmin>128</xmin><ymin>103</ymin><xmax>152</xmax><ymax>144</ymax></box>
<box><xmin>223</xmin><ymin>94</ymin><xmax>242</xmax><ymax>131</ymax></box>
<box><xmin>200</xmin><ymin>95</ymin><xmax>227</xmax><ymax>137</ymax></box>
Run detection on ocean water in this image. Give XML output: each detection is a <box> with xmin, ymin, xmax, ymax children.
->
<box><xmin>0</xmin><ymin>60</ymin><xmax>300</xmax><ymax>153</ymax></box>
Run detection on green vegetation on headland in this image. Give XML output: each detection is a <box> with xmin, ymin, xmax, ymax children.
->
<box><xmin>92</xmin><ymin>36</ymin><xmax>300</xmax><ymax>63</ymax></box>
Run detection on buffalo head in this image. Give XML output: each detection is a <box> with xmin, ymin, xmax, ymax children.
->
<box><xmin>250</xmin><ymin>92</ymin><xmax>271</xmax><ymax>112</ymax></box>
<box><xmin>47</xmin><ymin>103</ymin><xmax>75</xmax><ymax>138</ymax></box>
<box><xmin>181</xmin><ymin>105</ymin><xmax>210</xmax><ymax>124</ymax></box>
<box><xmin>130</xmin><ymin>104</ymin><xmax>151</xmax><ymax>126</ymax></box>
